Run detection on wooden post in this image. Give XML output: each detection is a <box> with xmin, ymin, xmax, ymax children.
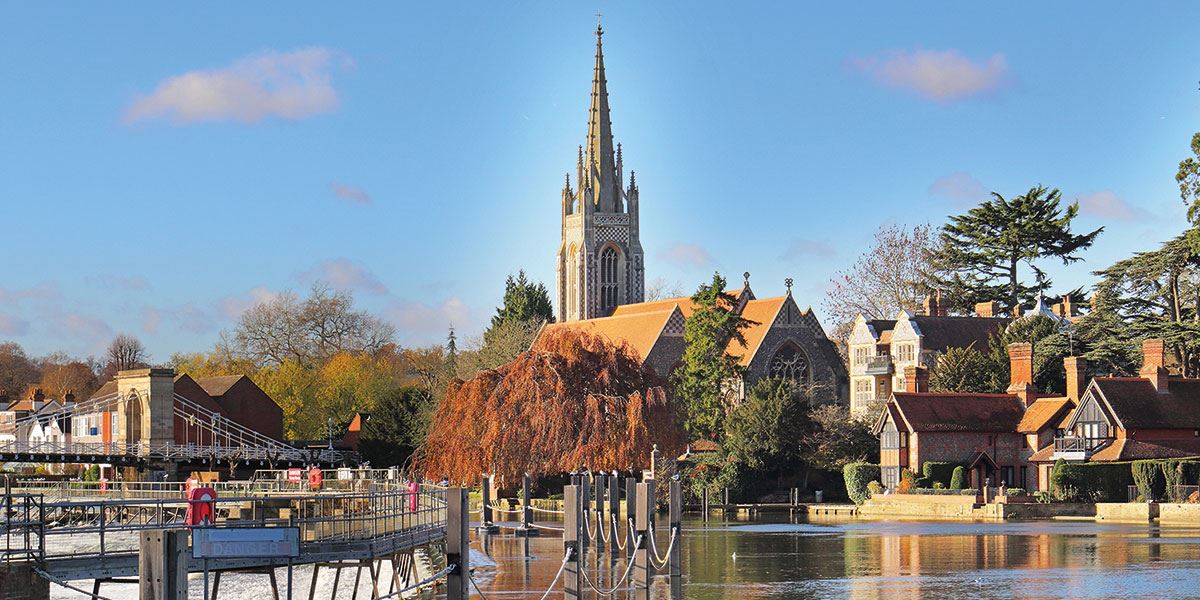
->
<box><xmin>593</xmin><ymin>473</ymin><xmax>605</xmax><ymax>552</ymax></box>
<box><xmin>479</xmin><ymin>473</ymin><xmax>498</xmax><ymax>534</ymax></box>
<box><xmin>607</xmin><ymin>472</ymin><xmax>619</xmax><ymax>558</ymax></box>
<box><xmin>579</xmin><ymin>473</ymin><xmax>590</xmax><ymax>558</ymax></box>
<box><xmin>563</xmin><ymin>485</ymin><xmax>580</xmax><ymax>599</ymax></box>
<box><xmin>625</xmin><ymin>476</ymin><xmax>637</xmax><ymax>559</ymax></box>
<box><xmin>633</xmin><ymin>480</ymin><xmax>655</xmax><ymax>588</ymax></box>
<box><xmin>446</xmin><ymin>487</ymin><xmax>469</xmax><ymax>600</ymax></box>
<box><xmin>518</xmin><ymin>473</ymin><xmax>538</xmax><ymax>537</ymax></box>
<box><xmin>139</xmin><ymin>529</ymin><xmax>187</xmax><ymax>600</ymax></box>
<box><xmin>669</xmin><ymin>479</ymin><xmax>682</xmax><ymax>579</ymax></box>
<box><xmin>702</xmin><ymin>487</ymin><xmax>709</xmax><ymax>521</ymax></box>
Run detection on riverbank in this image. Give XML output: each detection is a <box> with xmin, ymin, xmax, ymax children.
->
<box><xmin>858</xmin><ymin>493</ymin><xmax>1200</xmax><ymax>524</ymax></box>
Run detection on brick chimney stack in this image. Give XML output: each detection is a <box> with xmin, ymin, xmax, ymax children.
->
<box><xmin>1064</xmin><ymin>356</ymin><xmax>1087</xmax><ymax>402</ymax></box>
<box><xmin>1139</xmin><ymin>338</ymin><xmax>1169</xmax><ymax>393</ymax></box>
<box><xmin>1007</xmin><ymin>342</ymin><xmax>1036</xmax><ymax>407</ymax></box>
<box><xmin>922</xmin><ymin>291</ymin><xmax>945</xmax><ymax>317</ymax></box>
<box><xmin>975</xmin><ymin>301</ymin><xmax>999</xmax><ymax>318</ymax></box>
<box><xmin>904</xmin><ymin>365</ymin><xmax>929</xmax><ymax>393</ymax></box>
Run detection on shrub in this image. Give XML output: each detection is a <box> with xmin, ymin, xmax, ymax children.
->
<box><xmin>922</xmin><ymin>462</ymin><xmax>959</xmax><ymax>488</ymax></box>
<box><xmin>1034</xmin><ymin>491</ymin><xmax>1052</xmax><ymax>504</ymax></box>
<box><xmin>1005</xmin><ymin>488</ymin><xmax>1027</xmax><ymax>497</ymax></box>
<box><xmin>1051</xmin><ymin>461</ymin><xmax>1134</xmax><ymax>502</ymax></box>
<box><xmin>866</xmin><ymin>481</ymin><xmax>883</xmax><ymax>498</ymax></box>
<box><xmin>949</xmin><ymin>466</ymin><xmax>966</xmax><ymax>490</ymax></box>
<box><xmin>897</xmin><ymin>468</ymin><xmax>918</xmax><ymax>494</ymax></box>
<box><xmin>1132</xmin><ymin>460</ymin><xmax>1166</xmax><ymax>501</ymax></box>
<box><xmin>933</xmin><ymin>481</ymin><xmax>945</xmax><ymax>490</ymax></box>
<box><xmin>843</xmin><ymin>462</ymin><xmax>881</xmax><ymax>505</ymax></box>
<box><xmin>961</xmin><ymin>488</ymin><xmax>979</xmax><ymax>496</ymax></box>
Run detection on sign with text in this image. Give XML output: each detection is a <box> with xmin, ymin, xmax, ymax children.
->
<box><xmin>192</xmin><ymin>527</ymin><xmax>300</xmax><ymax>559</ymax></box>
<box><xmin>287</xmin><ymin>468</ymin><xmax>302</xmax><ymax>483</ymax></box>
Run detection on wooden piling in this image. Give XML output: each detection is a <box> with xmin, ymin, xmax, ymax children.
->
<box><xmin>607</xmin><ymin>472</ymin><xmax>619</xmax><ymax>558</ymax></box>
<box><xmin>669</xmin><ymin>479</ymin><xmax>682</xmax><ymax>578</ymax></box>
<box><xmin>518</xmin><ymin>473</ymin><xmax>538</xmax><ymax>537</ymax></box>
<box><xmin>563</xmin><ymin>484</ymin><xmax>580</xmax><ymax>598</ymax></box>
<box><xmin>138</xmin><ymin>529</ymin><xmax>187</xmax><ymax>600</ymax></box>
<box><xmin>625</xmin><ymin>476</ymin><xmax>638</xmax><ymax>559</ymax></box>
<box><xmin>446</xmin><ymin>487</ymin><xmax>469</xmax><ymax>600</ymax></box>
<box><xmin>593</xmin><ymin>473</ymin><xmax>605</xmax><ymax>551</ymax></box>
<box><xmin>633</xmin><ymin>480</ymin><xmax>655</xmax><ymax>588</ymax></box>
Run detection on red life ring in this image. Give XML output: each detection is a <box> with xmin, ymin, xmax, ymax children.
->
<box><xmin>186</xmin><ymin>487</ymin><xmax>217</xmax><ymax>526</ymax></box>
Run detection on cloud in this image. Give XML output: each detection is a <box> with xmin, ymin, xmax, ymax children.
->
<box><xmin>219</xmin><ymin>286</ymin><xmax>281</xmax><ymax>319</ymax></box>
<box><xmin>0</xmin><ymin>314</ymin><xmax>29</xmax><ymax>337</ymax></box>
<box><xmin>330</xmin><ymin>182</ymin><xmax>371</xmax><ymax>206</ymax></box>
<box><xmin>124</xmin><ymin>48</ymin><xmax>343</xmax><ymax>124</ymax></box>
<box><xmin>659</xmin><ymin>243</ymin><xmax>713</xmax><ymax>269</ymax></box>
<box><xmin>782</xmin><ymin>239</ymin><xmax>837</xmax><ymax>261</ymax></box>
<box><xmin>52</xmin><ymin>313</ymin><xmax>114</xmax><ymax>352</ymax></box>
<box><xmin>1075</xmin><ymin>191</ymin><xmax>1150</xmax><ymax>222</ymax></box>
<box><xmin>142</xmin><ymin>308</ymin><xmax>161</xmax><ymax>335</ymax></box>
<box><xmin>296</xmin><ymin>259</ymin><xmax>389</xmax><ymax>295</ymax></box>
<box><xmin>929</xmin><ymin>172</ymin><xmax>991</xmax><ymax>203</ymax></box>
<box><xmin>388</xmin><ymin>297</ymin><xmax>472</xmax><ymax>337</ymax></box>
<box><xmin>0</xmin><ymin>281</ymin><xmax>62</xmax><ymax>306</ymax></box>
<box><xmin>851</xmin><ymin>49</ymin><xmax>1012</xmax><ymax>102</ymax></box>
<box><xmin>87</xmin><ymin>274</ymin><xmax>150</xmax><ymax>292</ymax></box>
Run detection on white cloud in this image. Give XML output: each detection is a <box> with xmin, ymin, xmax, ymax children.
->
<box><xmin>929</xmin><ymin>172</ymin><xmax>990</xmax><ymax>203</ymax></box>
<box><xmin>388</xmin><ymin>298</ymin><xmax>472</xmax><ymax>338</ymax></box>
<box><xmin>219</xmin><ymin>286</ymin><xmax>281</xmax><ymax>319</ymax></box>
<box><xmin>296</xmin><ymin>259</ymin><xmax>388</xmax><ymax>295</ymax></box>
<box><xmin>124</xmin><ymin>48</ymin><xmax>343</xmax><ymax>124</ymax></box>
<box><xmin>659</xmin><ymin>243</ymin><xmax>713</xmax><ymax>269</ymax></box>
<box><xmin>0</xmin><ymin>281</ymin><xmax>62</xmax><ymax>306</ymax></box>
<box><xmin>1075</xmin><ymin>191</ymin><xmax>1149</xmax><ymax>222</ymax></box>
<box><xmin>782</xmin><ymin>239</ymin><xmax>837</xmax><ymax>261</ymax></box>
<box><xmin>142</xmin><ymin>308</ymin><xmax>161</xmax><ymax>335</ymax></box>
<box><xmin>330</xmin><ymin>182</ymin><xmax>371</xmax><ymax>206</ymax></box>
<box><xmin>851</xmin><ymin>49</ymin><xmax>1012</xmax><ymax>102</ymax></box>
<box><xmin>0</xmin><ymin>314</ymin><xmax>29</xmax><ymax>337</ymax></box>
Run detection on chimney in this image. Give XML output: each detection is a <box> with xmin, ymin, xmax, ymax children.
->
<box><xmin>1060</xmin><ymin>295</ymin><xmax>1076</xmax><ymax>318</ymax></box>
<box><xmin>1007</xmin><ymin>342</ymin><xmax>1036</xmax><ymax>406</ymax></box>
<box><xmin>922</xmin><ymin>291</ymin><xmax>945</xmax><ymax>317</ymax></box>
<box><xmin>1064</xmin><ymin>356</ymin><xmax>1087</xmax><ymax>402</ymax></box>
<box><xmin>904</xmin><ymin>365</ymin><xmax>929</xmax><ymax>393</ymax></box>
<box><xmin>64</xmin><ymin>392</ymin><xmax>75</xmax><ymax>404</ymax></box>
<box><xmin>1140</xmin><ymin>338</ymin><xmax>1169</xmax><ymax>393</ymax></box>
<box><xmin>975</xmin><ymin>301</ymin><xmax>999</xmax><ymax>318</ymax></box>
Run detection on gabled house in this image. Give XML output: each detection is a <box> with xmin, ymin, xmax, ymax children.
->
<box><xmin>1028</xmin><ymin>340</ymin><xmax>1200</xmax><ymax>474</ymax></box>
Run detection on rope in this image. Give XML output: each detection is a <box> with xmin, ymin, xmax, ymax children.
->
<box><xmin>528</xmin><ymin>505</ymin><xmax>564</xmax><ymax>515</ymax></box>
<box><xmin>646</xmin><ymin>525</ymin><xmax>680</xmax><ymax>570</ymax></box>
<box><xmin>609</xmin><ymin>515</ymin><xmax>630</xmax><ymax>551</ymax></box>
<box><xmin>370</xmin><ymin>564</ymin><xmax>455</xmax><ymax>600</ymax></box>
<box><xmin>468</xmin><ymin>569</ymin><xmax>492</xmax><ymax>600</ymax></box>
<box><xmin>596</xmin><ymin>510</ymin><xmax>611</xmax><ymax>544</ymax></box>
<box><xmin>32</xmin><ymin>566</ymin><xmax>116</xmax><ymax>600</ymax></box>
<box><xmin>537</xmin><ymin>547</ymin><xmax>574</xmax><ymax>600</ymax></box>
<box><xmin>577</xmin><ymin>537</ymin><xmax>642</xmax><ymax>596</ymax></box>
<box><xmin>582</xmin><ymin>509</ymin><xmax>597</xmax><ymax>540</ymax></box>
<box><xmin>529</xmin><ymin>522</ymin><xmax>564</xmax><ymax>532</ymax></box>
<box><xmin>487</xmin><ymin>503</ymin><xmax>523</xmax><ymax>515</ymax></box>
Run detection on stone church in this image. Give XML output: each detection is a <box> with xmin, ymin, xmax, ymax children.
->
<box><xmin>544</xmin><ymin>24</ymin><xmax>847</xmax><ymax>404</ymax></box>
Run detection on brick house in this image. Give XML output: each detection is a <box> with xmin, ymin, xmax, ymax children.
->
<box><xmin>847</xmin><ymin>296</ymin><xmax>1009</xmax><ymax>416</ymax></box>
<box><xmin>1027</xmin><ymin>339</ymin><xmax>1200</xmax><ymax>479</ymax></box>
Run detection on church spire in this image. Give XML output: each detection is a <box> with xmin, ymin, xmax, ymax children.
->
<box><xmin>585</xmin><ymin>19</ymin><xmax>619</xmax><ymax>212</ymax></box>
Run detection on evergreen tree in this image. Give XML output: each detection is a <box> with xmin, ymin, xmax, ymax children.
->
<box><xmin>359</xmin><ymin>386</ymin><xmax>436</xmax><ymax>467</ymax></box>
<box><xmin>670</xmin><ymin>273</ymin><xmax>753</xmax><ymax>440</ymax></box>
<box><xmin>488</xmin><ymin>270</ymin><xmax>553</xmax><ymax>334</ymax></box>
<box><xmin>1176</xmin><ymin>131</ymin><xmax>1200</xmax><ymax>250</ymax></box>
<box><xmin>445</xmin><ymin>326</ymin><xmax>458</xmax><ymax>377</ymax></box>
<box><xmin>930</xmin><ymin>186</ymin><xmax>1103</xmax><ymax>311</ymax></box>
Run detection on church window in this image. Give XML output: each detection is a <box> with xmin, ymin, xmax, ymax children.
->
<box><xmin>769</xmin><ymin>342</ymin><xmax>810</xmax><ymax>382</ymax></box>
<box><xmin>600</xmin><ymin>246</ymin><xmax>620</xmax><ymax>315</ymax></box>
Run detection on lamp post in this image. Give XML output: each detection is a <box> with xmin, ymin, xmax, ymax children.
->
<box><xmin>326</xmin><ymin>417</ymin><xmax>334</xmax><ymax>450</ymax></box>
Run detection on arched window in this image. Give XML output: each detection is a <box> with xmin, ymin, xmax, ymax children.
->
<box><xmin>769</xmin><ymin>342</ymin><xmax>810</xmax><ymax>382</ymax></box>
<box><xmin>600</xmin><ymin>246</ymin><xmax>619</xmax><ymax>315</ymax></box>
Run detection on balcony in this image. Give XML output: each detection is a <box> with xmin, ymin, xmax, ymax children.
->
<box><xmin>863</xmin><ymin>355</ymin><xmax>893</xmax><ymax>375</ymax></box>
<box><xmin>1051</xmin><ymin>435</ymin><xmax>1111</xmax><ymax>461</ymax></box>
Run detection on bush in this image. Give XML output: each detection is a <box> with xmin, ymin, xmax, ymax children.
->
<box><xmin>961</xmin><ymin>488</ymin><xmax>979</xmax><ymax>496</ymax></box>
<box><xmin>922</xmin><ymin>462</ymin><xmax>959</xmax><ymax>488</ymax></box>
<box><xmin>1132</xmin><ymin>460</ymin><xmax>1166</xmax><ymax>501</ymax></box>
<box><xmin>949</xmin><ymin>466</ymin><xmax>966</xmax><ymax>490</ymax></box>
<box><xmin>1005</xmin><ymin>488</ymin><xmax>1027</xmax><ymax>497</ymax></box>
<box><xmin>843</xmin><ymin>462</ymin><xmax>881</xmax><ymax>505</ymax></box>
<box><xmin>866</xmin><ymin>481</ymin><xmax>883</xmax><ymax>498</ymax></box>
<box><xmin>1051</xmin><ymin>461</ymin><xmax>1134</xmax><ymax>502</ymax></box>
<box><xmin>897</xmin><ymin>468</ymin><xmax>918</xmax><ymax>494</ymax></box>
<box><xmin>1034</xmin><ymin>491</ymin><xmax>1052</xmax><ymax>504</ymax></box>
<box><xmin>933</xmin><ymin>481</ymin><xmax>945</xmax><ymax>490</ymax></box>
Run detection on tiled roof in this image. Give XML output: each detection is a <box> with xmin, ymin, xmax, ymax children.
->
<box><xmin>726</xmin><ymin>296</ymin><xmax>788</xmax><ymax>366</ymax></box>
<box><xmin>90</xmin><ymin>380</ymin><xmax>117</xmax><ymax>399</ymax></box>
<box><xmin>1017</xmin><ymin>397</ymin><xmax>1074</xmax><ymax>433</ymax></box>
<box><xmin>878</xmin><ymin>330</ymin><xmax>894</xmax><ymax>345</ymax></box>
<box><xmin>891</xmin><ymin>392</ymin><xmax>1024</xmax><ymax>432</ymax></box>
<box><xmin>1093</xmin><ymin>377</ymin><xmax>1200</xmax><ymax>430</ymax></box>
<box><xmin>690</xmin><ymin>439</ymin><xmax>720</xmax><ymax>452</ymax></box>
<box><xmin>194</xmin><ymin>375</ymin><xmax>243</xmax><ymax>398</ymax></box>
<box><xmin>611</xmin><ymin>289</ymin><xmax>743</xmax><ymax>319</ymax></box>
<box><xmin>538</xmin><ymin>307</ymin><xmax>681</xmax><ymax>363</ymax></box>
<box><xmin>911</xmin><ymin>315</ymin><xmax>1008</xmax><ymax>351</ymax></box>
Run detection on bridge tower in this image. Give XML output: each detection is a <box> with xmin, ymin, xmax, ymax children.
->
<box><xmin>115</xmin><ymin>368</ymin><xmax>175</xmax><ymax>452</ymax></box>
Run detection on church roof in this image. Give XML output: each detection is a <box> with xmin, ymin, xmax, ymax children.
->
<box><xmin>539</xmin><ymin>306</ymin><xmax>682</xmax><ymax>363</ymax></box>
<box><xmin>726</xmin><ymin>296</ymin><xmax>790</xmax><ymax>366</ymax></box>
<box><xmin>610</xmin><ymin>289</ymin><xmax>742</xmax><ymax>319</ymax></box>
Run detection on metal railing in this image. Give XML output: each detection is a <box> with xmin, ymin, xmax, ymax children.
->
<box><xmin>0</xmin><ymin>439</ymin><xmax>355</xmax><ymax>464</ymax></box>
<box><xmin>863</xmin><ymin>355</ymin><xmax>893</xmax><ymax>375</ymax></box>
<box><xmin>1052</xmin><ymin>436</ymin><xmax>1110</xmax><ymax>452</ymax></box>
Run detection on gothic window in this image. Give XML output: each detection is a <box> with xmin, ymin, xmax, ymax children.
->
<box><xmin>769</xmin><ymin>342</ymin><xmax>810</xmax><ymax>382</ymax></box>
<box><xmin>600</xmin><ymin>246</ymin><xmax>619</xmax><ymax>315</ymax></box>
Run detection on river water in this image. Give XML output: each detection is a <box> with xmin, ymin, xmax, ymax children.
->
<box><xmin>51</xmin><ymin>513</ymin><xmax>1200</xmax><ymax>599</ymax></box>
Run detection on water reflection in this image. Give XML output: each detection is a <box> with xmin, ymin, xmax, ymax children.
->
<box><xmin>469</xmin><ymin>514</ymin><xmax>1200</xmax><ymax>599</ymax></box>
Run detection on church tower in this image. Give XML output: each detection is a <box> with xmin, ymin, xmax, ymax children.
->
<box><xmin>556</xmin><ymin>21</ymin><xmax>645</xmax><ymax>322</ymax></box>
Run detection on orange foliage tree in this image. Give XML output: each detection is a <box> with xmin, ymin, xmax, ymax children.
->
<box><xmin>415</xmin><ymin>328</ymin><xmax>684</xmax><ymax>487</ymax></box>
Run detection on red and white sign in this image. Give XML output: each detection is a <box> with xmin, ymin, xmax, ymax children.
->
<box><xmin>287</xmin><ymin>468</ymin><xmax>303</xmax><ymax>483</ymax></box>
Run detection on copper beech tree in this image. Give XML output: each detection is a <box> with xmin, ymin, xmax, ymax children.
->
<box><xmin>415</xmin><ymin>328</ymin><xmax>685</xmax><ymax>487</ymax></box>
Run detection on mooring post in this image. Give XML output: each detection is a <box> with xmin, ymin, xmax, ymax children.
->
<box><xmin>625</xmin><ymin>475</ymin><xmax>638</xmax><ymax>559</ymax></box>
<box><xmin>579</xmin><ymin>473</ymin><xmax>590</xmax><ymax>559</ymax></box>
<box><xmin>593</xmin><ymin>472</ymin><xmax>605</xmax><ymax>552</ymax></box>
<box><xmin>633</xmin><ymin>479</ymin><xmax>655</xmax><ymax>588</ymax></box>
<box><xmin>669</xmin><ymin>479</ymin><xmax>682</xmax><ymax>579</ymax></box>
<box><xmin>563</xmin><ymin>484</ymin><xmax>580</xmax><ymax>598</ymax></box>
<box><xmin>479</xmin><ymin>473</ymin><xmax>493</xmax><ymax>532</ymax></box>
<box><xmin>139</xmin><ymin>529</ymin><xmax>187</xmax><ymax>600</ymax></box>
<box><xmin>702</xmin><ymin>487</ymin><xmax>709</xmax><ymax>521</ymax></box>
<box><xmin>446</xmin><ymin>487</ymin><xmax>469</xmax><ymax>600</ymax></box>
<box><xmin>608</xmin><ymin>471</ymin><xmax>619</xmax><ymax>558</ymax></box>
<box><xmin>518</xmin><ymin>473</ymin><xmax>538</xmax><ymax>537</ymax></box>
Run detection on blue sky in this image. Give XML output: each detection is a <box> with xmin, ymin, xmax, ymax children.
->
<box><xmin>2</xmin><ymin>2</ymin><xmax>1198</xmax><ymax>360</ymax></box>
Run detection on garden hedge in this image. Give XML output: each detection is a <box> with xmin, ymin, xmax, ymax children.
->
<box><xmin>1051</xmin><ymin>460</ymin><xmax>1134</xmax><ymax>502</ymax></box>
<box><xmin>949</xmin><ymin>466</ymin><xmax>966</xmax><ymax>490</ymax></box>
<box><xmin>843</xmin><ymin>462</ymin><xmax>881</xmax><ymax>505</ymax></box>
<box><xmin>922</xmin><ymin>462</ymin><xmax>960</xmax><ymax>488</ymax></box>
<box><xmin>1132</xmin><ymin>460</ymin><xmax>1166</xmax><ymax>501</ymax></box>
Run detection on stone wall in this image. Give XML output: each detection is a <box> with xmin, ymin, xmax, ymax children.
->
<box><xmin>0</xmin><ymin>564</ymin><xmax>49</xmax><ymax>600</ymax></box>
<box><xmin>1158</xmin><ymin>503</ymin><xmax>1200</xmax><ymax>525</ymax></box>
<box><xmin>1095</xmin><ymin>502</ymin><xmax>1158</xmax><ymax>523</ymax></box>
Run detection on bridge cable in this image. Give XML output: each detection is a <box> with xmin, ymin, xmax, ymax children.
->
<box><xmin>32</xmin><ymin>565</ymin><xmax>116</xmax><ymax>600</ymax></box>
<box><xmin>577</xmin><ymin>536</ymin><xmax>642</xmax><ymax>596</ymax></box>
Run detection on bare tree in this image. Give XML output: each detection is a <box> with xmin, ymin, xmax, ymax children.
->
<box><xmin>822</xmin><ymin>224</ymin><xmax>943</xmax><ymax>338</ymax></box>
<box><xmin>644</xmin><ymin>277</ymin><xmax>686</xmax><ymax>302</ymax></box>
<box><xmin>225</xmin><ymin>284</ymin><xmax>395</xmax><ymax>368</ymax></box>
<box><xmin>106</xmin><ymin>334</ymin><xmax>148</xmax><ymax>374</ymax></box>
<box><xmin>0</xmin><ymin>342</ymin><xmax>40</xmax><ymax>399</ymax></box>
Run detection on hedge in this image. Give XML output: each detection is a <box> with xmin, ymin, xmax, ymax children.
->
<box><xmin>949</xmin><ymin>466</ymin><xmax>966</xmax><ymax>490</ymax></box>
<box><xmin>1051</xmin><ymin>461</ymin><xmax>1134</xmax><ymax>502</ymax></box>
<box><xmin>843</xmin><ymin>462</ymin><xmax>881</xmax><ymax>505</ymax></box>
<box><xmin>922</xmin><ymin>462</ymin><xmax>960</xmax><ymax>488</ymax></box>
<box><xmin>1132</xmin><ymin>460</ymin><xmax>1166</xmax><ymax>501</ymax></box>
